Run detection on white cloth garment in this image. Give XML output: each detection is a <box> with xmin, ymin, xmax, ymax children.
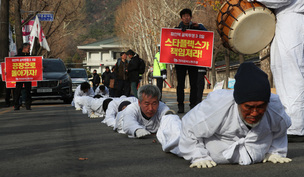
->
<box><xmin>84</xmin><ymin>97</ymin><xmax>107</xmax><ymax>118</ymax></box>
<box><xmin>160</xmin><ymin>90</ymin><xmax>290</xmax><ymax>165</ymax></box>
<box><xmin>156</xmin><ymin>114</ymin><xmax>182</xmax><ymax>156</ymax></box>
<box><xmin>72</xmin><ymin>85</ymin><xmax>95</xmax><ymax>109</ymax></box>
<box><xmin>122</xmin><ymin>101</ymin><xmax>170</xmax><ymax>138</ymax></box>
<box><xmin>110</xmin><ymin>97</ymin><xmax>138</xmax><ymax>130</ymax></box>
<box><xmin>94</xmin><ymin>86</ymin><xmax>110</xmax><ymax>97</ymax></box>
<box><xmin>114</xmin><ymin>111</ymin><xmax>126</xmax><ymax>134</ymax></box>
<box><xmin>249</xmin><ymin>0</ymin><xmax>304</xmax><ymax>135</ymax></box>
<box><xmin>101</xmin><ymin>96</ymin><xmax>137</xmax><ymax>126</ymax></box>
<box><xmin>73</xmin><ymin>96</ymin><xmax>90</xmax><ymax>110</ymax></box>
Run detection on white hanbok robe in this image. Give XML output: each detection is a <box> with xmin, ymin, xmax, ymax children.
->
<box><xmin>249</xmin><ymin>0</ymin><xmax>304</xmax><ymax>135</ymax></box>
<box><xmin>72</xmin><ymin>85</ymin><xmax>95</xmax><ymax>109</ymax></box>
<box><xmin>102</xmin><ymin>96</ymin><xmax>138</xmax><ymax>127</ymax></box>
<box><xmin>178</xmin><ymin>89</ymin><xmax>291</xmax><ymax>165</ymax></box>
<box><xmin>83</xmin><ymin>97</ymin><xmax>107</xmax><ymax>117</ymax></box>
<box><xmin>94</xmin><ymin>86</ymin><xmax>109</xmax><ymax>97</ymax></box>
<box><xmin>112</xmin><ymin>97</ymin><xmax>139</xmax><ymax>132</ymax></box>
<box><xmin>122</xmin><ymin>101</ymin><xmax>170</xmax><ymax>138</ymax></box>
<box><xmin>114</xmin><ymin>110</ymin><xmax>126</xmax><ymax>134</ymax></box>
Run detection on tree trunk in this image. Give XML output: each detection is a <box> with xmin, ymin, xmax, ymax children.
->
<box><xmin>211</xmin><ymin>51</ymin><xmax>218</xmax><ymax>88</ymax></box>
<box><xmin>259</xmin><ymin>45</ymin><xmax>273</xmax><ymax>87</ymax></box>
<box><xmin>0</xmin><ymin>0</ymin><xmax>9</xmax><ymax>61</ymax></box>
<box><xmin>14</xmin><ymin>0</ymin><xmax>23</xmax><ymax>52</ymax></box>
<box><xmin>0</xmin><ymin>0</ymin><xmax>9</xmax><ymax>97</ymax></box>
<box><xmin>225</xmin><ymin>49</ymin><xmax>230</xmax><ymax>89</ymax></box>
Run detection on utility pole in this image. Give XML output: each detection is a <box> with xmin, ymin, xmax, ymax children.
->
<box><xmin>0</xmin><ymin>0</ymin><xmax>9</xmax><ymax>97</ymax></box>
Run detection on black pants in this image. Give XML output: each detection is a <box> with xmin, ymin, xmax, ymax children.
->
<box><xmin>5</xmin><ymin>88</ymin><xmax>14</xmax><ymax>106</ymax></box>
<box><xmin>175</xmin><ymin>65</ymin><xmax>198</xmax><ymax>108</ymax></box>
<box><xmin>115</xmin><ymin>79</ymin><xmax>130</xmax><ymax>97</ymax></box>
<box><xmin>14</xmin><ymin>82</ymin><xmax>31</xmax><ymax>108</ymax></box>
<box><xmin>109</xmin><ymin>88</ymin><xmax>116</xmax><ymax>97</ymax></box>
<box><xmin>197</xmin><ymin>72</ymin><xmax>206</xmax><ymax>105</ymax></box>
<box><xmin>156</xmin><ymin>78</ymin><xmax>163</xmax><ymax>100</ymax></box>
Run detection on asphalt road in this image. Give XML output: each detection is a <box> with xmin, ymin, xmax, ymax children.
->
<box><xmin>1</xmin><ymin>91</ymin><xmax>304</xmax><ymax>177</ymax></box>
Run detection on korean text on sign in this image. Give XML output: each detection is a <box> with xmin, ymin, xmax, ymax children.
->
<box><xmin>5</xmin><ymin>56</ymin><xmax>43</xmax><ymax>82</ymax></box>
<box><xmin>160</xmin><ymin>28</ymin><xmax>214</xmax><ymax>67</ymax></box>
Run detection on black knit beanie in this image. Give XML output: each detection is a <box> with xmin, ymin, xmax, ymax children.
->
<box><xmin>233</xmin><ymin>62</ymin><xmax>270</xmax><ymax>104</ymax></box>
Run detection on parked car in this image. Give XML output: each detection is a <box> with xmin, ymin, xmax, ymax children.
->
<box><xmin>68</xmin><ymin>68</ymin><xmax>89</xmax><ymax>93</ymax></box>
<box><xmin>31</xmin><ymin>58</ymin><xmax>73</xmax><ymax>103</ymax></box>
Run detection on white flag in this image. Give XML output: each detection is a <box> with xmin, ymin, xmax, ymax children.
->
<box><xmin>29</xmin><ymin>16</ymin><xmax>50</xmax><ymax>54</ymax></box>
<box><xmin>9</xmin><ymin>24</ymin><xmax>17</xmax><ymax>57</ymax></box>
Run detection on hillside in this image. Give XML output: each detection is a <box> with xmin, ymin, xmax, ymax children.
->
<box><xmin>79</xmin><ymin>0</ymin><xmax>123</xmax><ymax>43</ymax></box>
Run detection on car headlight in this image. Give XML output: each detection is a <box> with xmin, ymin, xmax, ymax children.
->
<box><xmin>59</xmin><ymin>77</ymin><xmax>70</xmax><ymax>84</ymax></box>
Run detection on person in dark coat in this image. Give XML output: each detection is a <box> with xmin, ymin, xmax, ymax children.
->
<box><xmin>91</xmin><ymin>70</ymin><xmax>100</xmax><ymax>91</ymax></box>
<box><xmin>175</xmin><ymin>8</ymin><xmax>208</xmax><ymax>113</ymax></box>
<box><xmin>14</xmin><ymin>43</ymin><xmax>32</xmax><ymax>110</ymax></box>
<box><xmin>102</xmin><ymin>66</ymin><xmax>111</xmax><ymax>88</ymax></box>
<box><xmin>115</xmin><ymin>52</ymin><xmax>130</xmax><ymax>97</ymax></box>
<box><xmin>126</xmin><ymin>49</ymin><xmax>141</xmax><ymax>98</ymax></box>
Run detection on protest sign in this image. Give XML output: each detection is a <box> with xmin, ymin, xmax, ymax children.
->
<box><xmin>160</xmin><ymin>28</ymin><xmax>214</xmax><ymax>67</ymax></box>
<box><xmin>5</xmin><ymin>56</ymin><xmax>43</xmax><ymax>82</ymax></box>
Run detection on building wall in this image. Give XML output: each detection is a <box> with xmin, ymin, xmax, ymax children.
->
<box><xmin>84</xmin><ymin>50</ymin><xmax>121</xmax><ymax>74</ymax></box>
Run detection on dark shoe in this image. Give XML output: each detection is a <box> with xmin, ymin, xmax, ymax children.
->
<box><xmin>26</xmin><ymin>108</ymin><xmax>32</xmax><ymax>110</ymax></box>
<box><xmin>5</xmin><ymin>104</ymin><xmax>10</xmax><ymax>107</ymax></box>
<box><xmin>178</xmin><ymin>104</ymin><xmax>184</xmax><ymax>113</ymax></box>
<box><xmin>14</xmin><ymin>106</ymin><xmax>20</xmax><ymax>110</ymax></box>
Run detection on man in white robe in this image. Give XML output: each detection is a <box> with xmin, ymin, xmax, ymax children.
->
<box><xmin>82</xmin><ymin>96</ymin><xmax>109</xmax><ymax>118</ymax></box>
<box><xmin>247</xmin><ymin>0</ymin><xmax>304</xmax><ymax>135</ymax></box>
<box><xmin>72</xmin><ymin>82</ymin><xmax>94</xmax><ymax>110</ymax></box>
<box><xmin>94</xmin><ymin>85</ymin><xmax>109</xmax><ymax>97</ymax></box>
<box><xmin>114</xmin><ymin>101</ymin><xmax>134</xmax><ymax>134</ymax></box>
<box><xmin>102</xmin><ymin>96</ymin><xmax>137</xmax><ymax>127</ymax></box>
<box><xmin>157</xmin><ymin>62</ymin><xmax>292</xmax><ymax>168</ymax></box>
<box><xmin>122</xmin><ymin>85</ymin><xmax>176</xmax><ymax>138</ymax></box>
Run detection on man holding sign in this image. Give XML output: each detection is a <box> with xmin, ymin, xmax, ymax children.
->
<box><xmin>12</xmin><ymin>43</ymin><xmax>32</xmax><ymax>110</ymax></box>
<box><xmin>160</xmin><ymin>8</ymin><xmax>211</xmax><ymax>113</ymax></box>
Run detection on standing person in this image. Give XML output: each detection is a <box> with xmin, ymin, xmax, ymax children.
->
<box><xmin>175</xmin><ymin>8</ymin><xmax>208</xmax><ymax>113</ymax></box>
<box><xmin>153</xmin><ymin>44</ymin><xmax>167</xmax><ymax>100</ymax></box>
<box><xmin>126</xmin><ymin>49</ymin><xmax>142</xmax><ymax>98</ymax></box>
<box><xmin>109</xmin><ymin>67</ymin><xmax>116</xmax><ymax>97</ymax></box>
<box><xmin>5</xmin><ymin>88</ymin><xmax>14</xmax><ymax>107</ymax></box>
<box><xmin>102</xmin><ymin>66</ymin><xmax>111</xmax><ymax>89</ymax></box>
<box><xmin>157</xmin><ymin>62</ymin><xmax>292</xmax><ymax>168</ymax></box>
<box><xmin>14</xmin><ymin>43</ymin><xmax>32</xmax><ymax>110</ymax></box>
<box><xmin>91</xmin><ymin>70</ymin><xmax>100</xmax><ymax>91</ymax></box>
<box><xmin>247</xmin><ymin>0</ymin><xmax>304</xmax><ymax>136</ymax></box>
<box><xmin>197</xmin><ymin>67</ymin><xmax>207</xmax><ymax>104</ymax></box>
<box><xmin>115</xmin><ymin>52</ymin><xmax>130</xmax><ymax>97</ymax></box>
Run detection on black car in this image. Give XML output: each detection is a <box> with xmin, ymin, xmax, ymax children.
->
<box><xmin>31</xmin><ymin>58</ymin><xmax>73</xmax><ymax>103</ymax></box>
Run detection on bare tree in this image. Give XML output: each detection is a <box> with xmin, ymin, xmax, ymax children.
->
<box><xmin>10</xmin><ymin>0</ymin><xmax>85</xmax><ymax>59</ymax></box>
<box><xmin>115</xmin><ymin>0</ymin><xmax>198</xmax><ymax>86</ymax></box>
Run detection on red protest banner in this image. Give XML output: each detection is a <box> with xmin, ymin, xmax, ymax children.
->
<box><xmin>6</xmin><ymin>82</ymin><xmax>16</xmax><ymax>88</ymax></box>
<box><xmin>160</xmin><ymin>28</ymin><xmax>214</xmax><ymax>67</ymax></box>
<box><xmin>1</xmin><ymin>62</ymin><xmax>5</xmax><ymax>81</ymax></box>
<box><xmin>5</xmin><ymin>56</ymin><xmax>43</xmax><ymax>82</ymax></box>
<box><xmin>5</xmin><ymin>81</ymin><xmax>37</xmax><ymax>88</ymax></box>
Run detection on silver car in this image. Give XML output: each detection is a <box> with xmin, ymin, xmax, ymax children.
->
<box><xmin>68</xmin><ymin>68</ymin><xmax>89</xmax><ymax>92</ymax></box>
